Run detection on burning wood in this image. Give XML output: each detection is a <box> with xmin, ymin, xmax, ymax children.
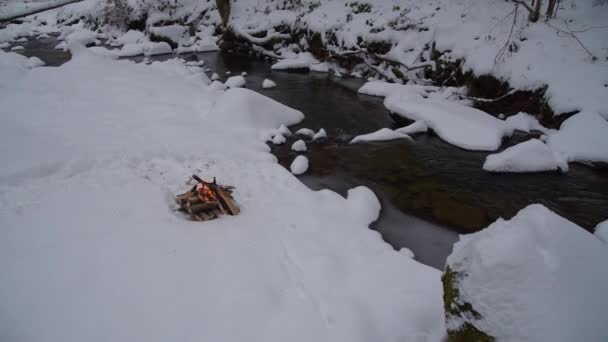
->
<box><xmin>175</xmin><ymin>175</ymin><xmax>239</xmax><ymax>221</ymax></box>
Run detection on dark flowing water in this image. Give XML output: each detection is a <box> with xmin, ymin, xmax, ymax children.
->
<box><xmin>6</xmin><ymin>40</ymin><xmax>608</xmax><ymax>269</ymax></box>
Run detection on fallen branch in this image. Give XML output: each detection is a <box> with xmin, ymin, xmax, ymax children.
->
<box><xmin>462</xmin><ymin>89</ymin><xmax>518</xmax><ymax>102</ymax></box>
<box><xmin>230</xmin><ymin>25</ymin><xmax>290</xmax><ymax>45</ymax></box>
<box><xmin>251</xmin><ymin>45</ymin><xmax>285</xmax><ymax>59</ymax></box>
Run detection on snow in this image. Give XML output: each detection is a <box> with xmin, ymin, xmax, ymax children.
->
<box><xmin>10</xmin><ymin>45</ymin><xmax>24</xmax><ymax>51</ymax></box>
<box><xmin>312</xmin><ymin>128</ymin><xmax>327</xmax><ymax>140</ymax></box>
<box><xmin>271</xmin><ymin>133</ymin><xmax>286</xmax><ymax>145</ymax></box>
<box><xmin>271</xmin><ymin>52</ymin><xmax>319</xmax><ymax>71</ymax></box>
<box><xmin>291</xmin><ymin>139</ymin><xmax>307</xmax><ymax>152</ymax></box>
<box><xmin>207</xmin><ymin>80</ymin><xmax>226</xmax><ymax>91</ymax></box>
<box><xmin>0</xmin><ymin>45</ymin><xmax>446</xmax><ymax>342</ymax></box>
<box><xmin>241</xmin><ymin>72</ymin><xmax>247</xmax><ymax>76</ymax></box>
<box><xmin>310</xmin><ymin>62</ymin><xmax>329</xmax><ymax>73</ymax></box>
<box><xmin>290</xmin><ymin>155</ymin><xmax>309</xmax><ymax>175</ymax></box>
<box><xmin>505</xmin><ymin>112</ymin><xmax>550</xmax><ymax>134</ymax></box>
<box><xmin>225</xmin><ymin>75</ymin><xmax>246</xmax><ymax>88</ymax></box>
<box><xmin>547</xmin><ymin>111</ymin><xmax>608</xmax><ymax>165</ymax></box>
<box><xmin>278</xmin><ymin>124</ymin><xmax>292</xmax><ymax>137</ymax></box>
<box><xmin>447</xmin><ymin>204</ymin><xmax>608</xmax><ymax>341</ymax></box>
<box><xmin>595</xmin><ymin>221</ymin><xmax>608</xmax><ymax>244</ymax></box>
<box><xmin>211</xmin><ymin>72</ymin><xmax>219</xmax><ymax>81</ymax></box>
<box><xmin>395</xmin><ymin>121</ymin><xmax>428</xmax><ymax>135</ymax></box>
<box><xmin>0</xmin><ymin>42</ymin><xmax>9</xmax><ymax>49</ymax></box>
<box><xmin>262</xmin><ymin>79</ymin><xmax>277</xmax><ymax>89</ymax></box>
<box><xmin>149</xmin><ymin>25</ymin><xmax>189</xmax><ymax>46</ymax></box>
<box><xmin>114</xmin><ymin>30</ymin><xmax>146</xmax><ymax>45</ymax></box>
<box><xmin>351</xmin><ymin>128</ymin><xmax>412</xmax><ymax>144</ymax></box>
<box><xmin>360</xmin><ymin>81</ymin><xmax>510</xmax><ymax>151</ymax></box>
<box><xmin>295</xmin><ymin>128</ymin><xmax>315</xmax><ymax>137</ymax></box>
<box><xmin>483</xmin><ymin>139</ymin><xmax>568</xmax><ymax>173</ymax></box>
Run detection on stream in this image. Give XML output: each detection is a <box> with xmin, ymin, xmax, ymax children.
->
<box><xmin>8</xmin><ymin>36</ymin><xmax>608</xmax><ymax>269</ymax></box>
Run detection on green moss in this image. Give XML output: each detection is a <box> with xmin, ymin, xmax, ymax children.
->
<box><xmin>442</xmin><ymin>267</ymin><xmax>495</xmax><ymax>342</ymax></box>
<box><xmin>449</xmin><ymin>323</ymin><xmax>495</xmax><ymax>342</ymax></box>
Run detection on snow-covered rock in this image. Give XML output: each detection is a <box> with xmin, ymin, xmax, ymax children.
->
<box><xmin>310</xmin><ymin>62</ymin><xmax>329</xmax><ymax>73</ymax></box>
<box><xmin>114</xmin><ymin>30</ymin><xmax>146</xmax><ymax>45</ymax></box>
<box><xmin>241</xmin><ymin>71</ymin><xmax>247</xmax><ymax>76</ymax></box>
<box><xmin>312</xmin><ymin>128</ymin><xmax>327</xmax><ymax>140</ymax></box>
<box><xmin>295</xmin><ymin>128</ymin><xmax>315</xmax><ymax>137</ymax></box>
<box><xmin>10</xmin><ymin>45</ymin><xmax>24</xmax><ymax>51</ymax></box>
<box><xmin>225</xmin><ymin>75</ymin><xmax>246</xmax><ymax>88</ymax></box>
<box><xmin>271</xmin><ymin>133</ymin><xmax>286</xmax><ymax>145</ymax></box>
<box><xmin>207</xmin><ymin>80</ymin><xmax>227</xmax><ymax>91</ymax></box>
<box><xmin>149</xmin><ymin>25</ymin><xmax>189</xmax><ymax>46</ymax></box>
<box><xmin>291</xmin><ymin>139</ymin><xmax>307</xmax><ymax>152</ymax></box>
<box><xmin>360</xmin><ymin>81</ymin><xmax>509</xmax><ymax>151</ymax></box>
<box><xmin>271</xmin><ymin>52</ymin><xmax>318</xmax><ymax>71</ymax></box>
<box><xmin>548</xmin><ymin>111</ymin><xmax>608</xmax><ymax>165</ymax></box>
<box><xmin>209</xmin><ymin>88</ymin><xmax>303</xmax><ymax>129</ymax></box>
<box><xmin>395</xmin><ymin>121</ymin><xmax>428</xmax><ymax>135</ymax></box>
<box><xmin>444</xmin><ymin>204</ymin><xmax>608</xmax><ymax>341</ymax></box>
<box><xmin>505</xmin><ymin>112</ymin><xmax>549</xmax><ymax>134</ymax></box>
<box><xmin>351</xmin><ymin>128</ymin><xmax>411</xmax><ymax>143</ymax></box>
<box><xmin>290</xmin><ymin>155</ymin><xmax>309</xmax><ymax>175</ymax></box>
<box><xmin>278</xmin><ymin>124</ymin><xmax>292</xmax><ymax>137</ymax></box>
<box><xmin>262</xmin><ymin>79</ymin><xmax>276</xmax><ymax>89</ymax></box>
<box><xmin>483</xmin><ymin>139</ymin><xmax>568</xmax><ymax>173</ymax></box>
<box><xmin>595</xmin><ymin>220</ymin><xmax>608</xmax><ymax>244</ymax></box>
<box><xmin>211</xmin><ymin>73</ymin><xmax>219</xmax><ymax>81</ymax></box>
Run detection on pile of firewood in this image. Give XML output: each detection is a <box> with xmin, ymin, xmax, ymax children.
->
<box><xmin>175</xmin><ymin>175</ymin><xmax>239</xmax><ymax>221</ymax></box>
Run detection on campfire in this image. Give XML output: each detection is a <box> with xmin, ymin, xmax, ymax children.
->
<box><xmin>175</xmin><ymin>175</ymin><xmax>240</xmax><ymax>221</ymax></box>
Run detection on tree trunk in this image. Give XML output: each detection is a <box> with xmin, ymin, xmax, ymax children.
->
<box><xmin>546</xmin><ymin>0</ymin><xmax>558</xmax><ymax>18</ymax></box>
<box><xmin>529</xmin><ymin>0</ymin><xmax>542</xmax><ymax>22</ymax></box>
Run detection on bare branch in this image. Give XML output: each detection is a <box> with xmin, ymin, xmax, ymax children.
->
<box><xmin>545</xmin><ymin>21</ymin><xmax>597</xmax><ymax>59</ymax></box>
<box><xmin>230</xmin><ymin>25</ymin><xmax>290</xmax><ymax>45</ymax></box>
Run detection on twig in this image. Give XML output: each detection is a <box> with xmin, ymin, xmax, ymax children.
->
<box><xmin>495</xmin><ymin>2</ymin><xmax>519</xmax><ymax>64</ymax></box>
<box><xmin>513</xmin><ymin>0</ymin><xmax>534</xmax><ymax>14</ymax></box>
<box><xmin>546</xmin><ymin>20</ymin><xmax>597</xmax><ymax>59</ymax></box>
<box><xmin>462</xmin><ymin>89</ymin><xmax>518</xmax><ymax>102</ymax></box>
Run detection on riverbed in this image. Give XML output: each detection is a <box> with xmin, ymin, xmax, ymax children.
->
<box><xmin>7</xmin><ymin>37</ymin><xmax>608</xmax><ymax>269</ymax></box>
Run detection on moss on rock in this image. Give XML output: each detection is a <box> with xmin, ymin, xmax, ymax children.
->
<box><xmin>442</xmin><ymin>266</ymin><xmax>495</xmax><ymax>342</ymax></box>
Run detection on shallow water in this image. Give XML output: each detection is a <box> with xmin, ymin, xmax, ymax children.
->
<box><xmin>7</xmin><ymin>42</ymin><xmax>608</xmax><ymax>269</ymax></box>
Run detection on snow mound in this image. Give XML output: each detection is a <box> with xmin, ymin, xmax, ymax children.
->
<box><xmin>262</xmin><ymin>79</ymin><xmax>276</xmax><ymax>89</ymax></box>
<box><xmin>446</xmin><ymin>204</ymin><xmax>608</xmax><ymax>341</ymax></box>
<box><xmin>209</xmin><ymin>88</ymin><xmax>303</xmax><ymax>130</ymax></box>
<box><xmin>483</xmin><ymin>139</ymin><xmax>568</xmax><ymax>173</ymax></box>
<box><xmin>10</xmin><ymin>45</ymin><xmax>24</xmax><ymax>51</ymax></box>
<box><xmin>345</xmin><ymin>187</ymin><xmax>382</xmax><ymax>225</ymax></box>
<box><xmin>395</xmin><ymin>121</ymin><xmax>428</xmax><ymax>135</ymax></box>
<box><xmin>385</xmin><ymin>96</ymin><xmax>507</xmax><ymax>151</ymax></box>
<box><xmin>295</xmin><ymin>128</ymin><xmax>315</xmax><ymax>137</ymax></box>
<box><xmin>291</xmin><ymin>139</ymin><xmax>307</xmax><ymax>152</ymax></box>
<box><xmin>290</xmin><ymin>155</ymin><xmax>309</xmax><ymax>175</ymax></box>
<box><xmin>505</xmin><ymin>112</ymin><xmax>550</xmax><ymax>134</ymax></box>
<box><xmin>595</xmin><ymin>221</ymin><xmax>608</xmax><ymax>244</ymax></box>
<box><xmin>114</xmin><ymin>30</ymin><xmax>146</xmax><ymax>45</ymax></box>
<box><xmin>211</xmin><ymin>73</ymin><xmax>219</xmax><ymax>81</ymax></box>
<box><xmin>360</xmin><ymin>81</ymin><xmax>508</xmax><ymax>151</ymax></box>
<box><xmin>351</xmin><ymin>128</ymin><xmax>411</xmax><ymax>143</ymax></box>
<box><xmin>271</xmin><ymin>52</ymin><xmax>318</xmax><ymax>71</ymax></box>
<box><xmin>548</xmin><ymin>111</ymin><xmax>608</xmax><ymax>165</ymax></box>
<box><xmin>225</xmin><ymin>75</ymin><xmax>246</xmax><ymax>88</ymax></box>
<box><xmin>207</xmin><ymin>80</ymin><xmax>226</xmax><ymax>91</ymax></box>
<box><xmin>312</xmin><ymin>128</ymin><xmax>327</xmax><ymax>140</ymax></box>
<box><xmin>149</xmin><ymin>24</ymin><xmax>189</xmax><ymax>46</ymax></box>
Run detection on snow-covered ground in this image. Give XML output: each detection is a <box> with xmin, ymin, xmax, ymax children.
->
<box><xmin>0</xmin><ymin>46</ymin><xmax>446</xmax><ymax>341</ymax></box>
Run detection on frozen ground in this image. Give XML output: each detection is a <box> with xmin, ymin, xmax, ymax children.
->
<box><xmin>0</xmin><ymin>47</ymin><xmax>446</xmax><ymax>341</ymax></box>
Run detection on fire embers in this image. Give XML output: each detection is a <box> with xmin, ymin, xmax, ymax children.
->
<box><xmin>175</xmin><ymin>175</ymin><xmax>239</xmax><ymax>222</ymax></box>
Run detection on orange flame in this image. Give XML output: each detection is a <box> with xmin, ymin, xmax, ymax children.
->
<box><xmin>196</xmin><ymin>183</ymin><xmax>217</xmax><ymax>202</ymax></box>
